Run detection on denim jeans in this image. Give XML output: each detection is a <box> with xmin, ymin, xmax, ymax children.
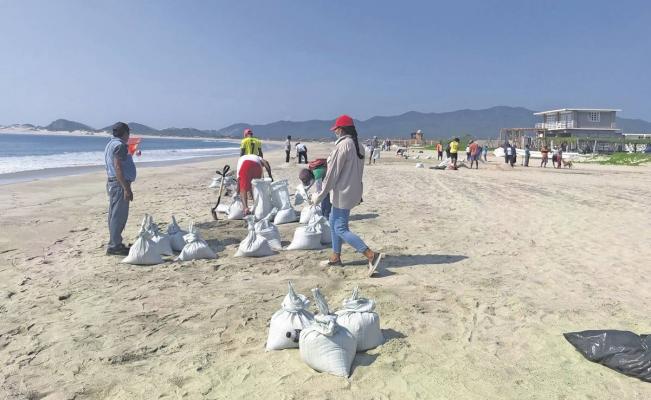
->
<box><xmin>329</xmin><ymin>207</ymin><xmax>368</xmax><ymax>254</ymax></box>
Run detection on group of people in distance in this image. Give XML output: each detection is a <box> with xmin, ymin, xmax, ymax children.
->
<box><xmin>102</xmin><ymin>115</ymin><xmax>383</xmax><ymax>276</ymax></box>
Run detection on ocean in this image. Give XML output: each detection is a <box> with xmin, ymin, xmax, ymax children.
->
<box><xmin>0</xmin><ymin>133</ymin><xmax>240</xmax><ymax>175</ymax></box>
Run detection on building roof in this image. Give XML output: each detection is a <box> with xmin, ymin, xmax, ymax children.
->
<box><xmin>534</xmin><ymin>108</ymin><xmax>622</xmax><ymax>115</ymax></box>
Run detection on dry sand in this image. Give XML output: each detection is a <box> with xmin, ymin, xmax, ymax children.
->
<box><xmin>1</xmin><ymin>144</ymin><xmax>651</xmax><ymax>399</ymax></box>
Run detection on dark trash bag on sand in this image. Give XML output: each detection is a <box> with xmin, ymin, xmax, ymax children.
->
<box><xmin>564</xmin><ymin>330</ymin><xmax>651</xmax><ymax>382</ymax></box>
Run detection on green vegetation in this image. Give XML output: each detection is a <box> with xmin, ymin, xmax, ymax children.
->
<box><xmin>596</xmin><ymin>152</ymin><xmax>651</xmax><ymax>166</ymax></box>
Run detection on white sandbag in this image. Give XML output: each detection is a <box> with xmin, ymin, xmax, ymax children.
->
<box><xmin>235</xmin><ymin>216</ymin><xmax>275</xmax><ymax>257</ymax></box>
<box><xmin>266</xmin><ymin>281</ymin><xmax>315</xmax><ymax>351</ymax></box>
<box><xmin>299</xmin><ymin>288</ymin><xmax>356</xmax><ymax>377</ymax></box>
<box><xmin>255</xmin><ymin>210</ymin><xmax>283</xmax><ymax>251</ymax></box>
<box><xmin>145</xmin><ymin>215</ymin><xmax>174</xmax><ymax>256</ymax></box>
<box><xmin>335</xmin><ymin>286</ymin><xmax>384</xmax><ymax>351</ymax></box>
<box><xmin>271</xmin><ymin>180</ymin><xmax>298</xmax><ymax>224</ymax></box>
<box><xmin>294</xmin><ymin>183</ymin><xmax>309</xmax><ymax>206</ymax></box>
<box><xmin>177</xmin><ymin>221</ymin><xmax>216</xmax><ymax>261</ymax></box>
<box><xmin>274</xmin><ymin>207</ymin><xmax>298</xmax><ymax>225</ymax></box>
<box><xmin>299</xmin><ymin>204</ymin><xmax>321</xmax><ymax>224</ymax></box>
<box><xmin>227</xmin><ymin>194</ymin><xmax>245</xmax><ymax>220</ymax></box>
<box><xmin>286</xmin><ymin>223</ymin><xmax>322</xmax><ymax>250</ymax></box>
<box><xmin>209</xmin><ymin>175</ymin><xmax>236</xmax><ymax>189</ymax></box>
<box><xmin>166</xmin><ymin>215</ymin><xmax>187</xmax><ymax>252</ymax></box>
<box><xmin>216</xmin><ymin>204</ymin><xmax>230</xmax><ymax>214</ymax></box>
<box><xmin>415</xmin><ymin>163</ymin><xmax>424</xmax><ymax>168</ymax></box>
<box><xmin>252</xmin><ymin>178</ymin><xmax>274</xmax><ymax>221</ymax></box>
<box><xmin>122</xmin><ymin>215</ymin><xmax>164</xmax><ymax>265</ymax></box>
<box><xmin>308</xmin><ymin>214</ymin><xmax>332</xmax><ymax>245</ymax></box>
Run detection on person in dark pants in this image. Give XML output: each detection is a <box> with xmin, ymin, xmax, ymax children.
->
<box><xmin>104</xmin><ymin>122</ymin><xmax>136</xmax><ymax>255</ymax></box>
<box><xmin>504</xmin><ymin>142</ymin><xmax>510</xmax><ymax>164</ymax></box>
<box><xmin>524</xmin><ymin>144</ymin><xmax>531</xmax><ymax>167</ymax></box>
<box><xmin>284</xmin><ymin>135</ymin><xmax>291</xmax><ymax>163</ymax></box>
<box><xmin>296</xmin><ymin>142</ymin><xmax>308</xmax><ymax>164</ymax></box>
<box><xmin>436</xmin><ymin>142</ymin><xmax>443</xmax><ymax>160</ymax></box>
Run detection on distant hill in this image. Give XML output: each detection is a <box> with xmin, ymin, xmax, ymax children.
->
<box><xmin>45</xmin><ymin>119</ymin><xmax>95</xmax><ymax>132</ymax></box>
<box><xmin>6</xmin><ymin>107</ymin><xmax>650</xmax><ymax>139</ymax></box>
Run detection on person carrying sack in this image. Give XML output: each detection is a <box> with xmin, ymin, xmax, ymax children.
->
<box><xmin>311</xmin><ymin>115</ymin><xmax>383</xmax><ymax>277</ymax></box>
<box><xmin>236</xmin><ymin>154</ymin><xmax>273</xmax><ymax>215</ymax></box>
<box><xmin>299</xmin><ymin>158</ymin><xmax>331</xmax><ymax>218</ymax></box>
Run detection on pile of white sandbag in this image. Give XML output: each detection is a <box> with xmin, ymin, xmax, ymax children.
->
<box><xmin>254</xmin><ymin>210</ymin><xmax>282</xmax><ymax>250</ymax></box>
<box><xmin>308</xmin><ymin>214</ymin><xmax>332</xmax><ymax>245</ymax></box>
<box><xmin>166</xmin><ymin>215</ymin><xmax>188</xmax><ymax>252</ymax></box>
<box><xmin>235</xmin><ymin>215</ymin><xmax>275</xmax><ymax>257</ymax></box>
<box><xmin>299</xmin><ymin>204</ymin><xmax>321</xmax><ymax>224</ymax></box>
<box><xmin>270</xmin><ymin>179</ymin><xmax>298</xmax><ymax>224</ymax></box>
<box><xmin>122</xmin><ymin>215</ymin><xmax>164</xmax><ymax>265</ymax></box>
<box><xmin>286</xmin><ymin>221</ymin><xmax>322</xmax><ymax>250</ymax></box>
<box><xmin>266</xmin><ymin>281</ymin><xmax>314</xmax><ymax>350</ymax></box>
<box><xmin>145</xmin><ymin>215</ymin><xmax>173</xmax><ymax>256</ymax></box>
<box><xmin>176</xmin><ymin>221</ymin><xmax>217</xmax><ymax>261</ymax></box>
<box><xmin>299</xmin><ymin>288</ymin><xmax>357</xmax><ymax>377</ymax></box>
<box><xmin>335</xmin><ymin>286</ymin><xmax>384</xmax><ymax>351</ymax></box>
<box><xmin>209</xmin><ymin>175</ymin><xmax>236</xmax><ymax>191</ymax></box>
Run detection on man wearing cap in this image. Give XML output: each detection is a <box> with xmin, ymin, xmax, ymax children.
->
<box><xmin>240</xmin><ymin>128</ymin><xmax>263</xmax><ymax>157</ymax></box>
<box><xmin>104</xmin><ymin>122</ymin><xmax>136</xmax><ymax>255</ymax></box>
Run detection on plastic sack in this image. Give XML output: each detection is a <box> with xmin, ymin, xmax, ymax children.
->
<box><xmin>177</xmin><ymin>221</ymin><xmax>217</xmax><ymax>261</ymax></box>
<box><xmin>271</xmin><ymin>180</ymin><xmax>298</xmax><ymax>224</ymax></box>
<box><xmin>335</xmin><ymin>286</ymin><xmax>384</xmax><ymax>351</ymax></box>
<box><xmin>235</xmin><ymin>215</ymin><xmax>275</xmax><ymax>257</ymax></box>
<box><xmin>227</xmin><ymin>193</ymin><xmax>245</xmax><ymax>220</ymax></box>
<box><xmin>415</xmin><ymin>163</ymin><xmax>424</xmax><ymax>168</ymax></box>
<box><xmin>308</xmin><ymin>214</ymin><xmax>332</xmax><ymax>245</ymax></box>
<box><xmin>252</xmin><ymin>178</ymin><xmax>274</xmax><ymax>221</ymax></box>
<box><xmin>300</xmin><ymin>204</ymin><xmax>321</xmax><ymax>224</ymax></box>
<box><xmin>286</xmin><ymin>223</ymin><xmax>322</xmax><ymax>250</ymax></box>
<box><xmin>564</xmin><ymin>330</ymin><xmax>651</xmax><ymax>382</ymax></box>
<box><xmin>266</xmin><ymin>281</ymin><xmax>315</xmax><ymax>351</ymax></box>
<box><xmin>299</xmin><ymin>288</ymin><xmax>356</xmax><ymax>377</ymax></box>
<box><xmin>294</xmin><ymin>183</ymin><xmax>309</xmax><ymax>206</ymax></box>
<box><xmin>166</xmin><ymin>215</ymin><xmax>188</xmax><ymax>252</ymax></box>
<box><xmin>122</xmin><ymin>215</ymin><xmax>164</xmax><ymax>265</ymax></box>
<box><xmin>255</xmin><ymin>210</ymin><xmax>283</xmax><ymax>250</ymax></box>
<box><xmin>145</xmin><ymin>215</ymin><xmax>174</xmax><ymax>256</ymax></box>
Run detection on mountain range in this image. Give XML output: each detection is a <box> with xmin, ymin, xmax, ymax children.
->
<box><xmin>4</xmin><ymin>106</ymin><xmax>651</xmax><ymax>140</ymax></box>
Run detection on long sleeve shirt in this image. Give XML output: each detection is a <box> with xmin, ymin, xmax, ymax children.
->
<box><xmin>314</xmin><ymin>135</ymin><xmax>365</xmax><ymax>210</ymax></box>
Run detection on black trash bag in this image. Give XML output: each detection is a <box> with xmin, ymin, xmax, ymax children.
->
<box><xmin>564</xmin><ymin>330</ymin><xmax>651</xmax><ymax>382</ymax></box>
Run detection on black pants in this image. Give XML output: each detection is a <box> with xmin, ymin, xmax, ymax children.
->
<box><xmin>298</xmin><ymin>151</ymin><xmax>307</xmax><ymax>164</ymax></box>
<box><xmin>285</xmin><ymin>150</ymin><xmax>290</xmax><ymax>163</ymax></box>
<box><xmin>437</xmin><ymin>151</ymin><xmax>443</xmax><ymax>160</ymax></box>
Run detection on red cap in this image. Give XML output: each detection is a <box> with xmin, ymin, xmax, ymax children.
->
<box><xmin>330</xmin><ymin>114</ymin><xmax>354</xmax><ymax>131</ymax></box>
<box><xmin>243</xmin><ymin>128</ymin><xmax>253</xmax><ymax>136</ymax></box>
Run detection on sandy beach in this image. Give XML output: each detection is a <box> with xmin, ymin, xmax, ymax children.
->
<box><xmin>2</xmin><ymin>143</ymin><xmax>651</xmax><ymax>399</ymax></box>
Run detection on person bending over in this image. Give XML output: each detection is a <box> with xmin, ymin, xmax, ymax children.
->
<box><xmin>236</xmin><ymin>154</ymin><xmax>272</xmax><ymax>215</ymax></box>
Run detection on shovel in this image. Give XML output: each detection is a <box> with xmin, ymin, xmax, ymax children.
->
<box><xmin>210</xmin><ymin>164</ymin><xmax>231</xmax><ymax>220</ymax></box>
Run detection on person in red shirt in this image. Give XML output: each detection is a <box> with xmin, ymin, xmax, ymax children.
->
<box><xmin>469</xmin><ymin>140</ymin><xmax>480</xmax><ymax>169</ymax></box>
<box><xmin>236</xmin><ymin>154</ymin><xmax>273</xmax><ymax>215</ymax></box>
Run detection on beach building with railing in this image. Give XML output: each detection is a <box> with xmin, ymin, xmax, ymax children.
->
<box><xmin>533</xmin><ymin>108</ymin><xmax>621</xmax><ymax>138</ymax></box>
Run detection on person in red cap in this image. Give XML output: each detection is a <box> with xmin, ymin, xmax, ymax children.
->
<box><xmin>240</xmin><ymin>128</ymin><xmax>263</xmax><ymax>157</ymax></box>
<box><xmin>310</xmin><ymin>115</ymin><xmax>384</xmax><ymax>277</ymax></box>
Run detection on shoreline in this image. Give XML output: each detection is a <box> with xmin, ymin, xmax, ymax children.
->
<box><xmin>0</xmin><ymin>128</ymin><xmax>240</xmax><ymax>141</ymax></box>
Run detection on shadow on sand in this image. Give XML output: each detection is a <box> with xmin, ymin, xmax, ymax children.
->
<box><xmin>350</xmin><ymin>328</ymin><xmax>407</xmax><ymax>374</ymax></box>
<box><xmin>350</xmin><ymin>213</ymin><xmax>379</xmax><ymax>221</ymax></box>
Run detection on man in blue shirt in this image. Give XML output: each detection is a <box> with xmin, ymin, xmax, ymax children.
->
<box><xmin>104</xmin><ymin>122</ymin><xmax>137</xmax><ymax>255</ymax></box>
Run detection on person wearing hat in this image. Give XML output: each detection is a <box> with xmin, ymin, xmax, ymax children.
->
<box><xmin>104</xmin><ymin>122</ymin><xmax>136</xmax><ymax>256</ymax></box>
<box><xmin>310</xmin><ymin>114</ymin><xmax>384</xmax><ymax>276</ymax></box>
<box><xmin>240</xmin><ymin>128</ymin><xmax>263</xmax><ymax>157</ymax></box>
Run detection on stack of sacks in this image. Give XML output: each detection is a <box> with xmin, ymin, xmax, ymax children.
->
<box><xmin>254</xmin><ymin>209</ymin><xmax>283</xmax><ymax>250</ymax></box>
<box><xmin>270</xmin><ymin>179</ymin><xmax>298</xmax><ymax>224</ymax></box>
<box><xmin>252</xmin><ymin>178</ymin><xmax>274</xmax><ymax>221</ymax></box>
<box><xmin>209</xmin><ymin>175</ymin><xmax>236</xmax><ymax>190</ymax></box>
<box><xmin>299</xmin><ymin>288</ymin><xmax>356</xmax><ymax>377</ymax></box>
<box><xmin>307</xmin><ymin>214</ymin><xmax>332</xmax><ymax>245</ymax></box>
<box><xmin>145</xmin><ymin>215</ymin><xmax>174</xmax><ymax>256</ymax></box>
<box><xmin>176</xmin><ymin>221</ymin><xmax>217</xmax><ymax>261</ymax></box>
<box><xmin>266</xmin><ymin>281</ymin><xmax>314</xmax><ymax>351</ymax></box>
<box><xmin>335</xmin><ymin>286</ymin><xmax>384</xmax><ymax>351</ymax></box>
<box><xmin>123</xmin><ymin>216</ymin><xmax>164</xmax><ymax>265</ymax></box>
<box><xmin>286</xmin><ymin>218</ymin><xmax>322</xmax><ymax>250</ymax></box>
<box><xmin>300</xmin><ymin>204</ymin><xmax>322</xmax><ymax>224</ymax></box>
<box><xmin>227</xmin><ymin>193</ymin><xmax>245</xmax><ymax>220</ymax></box>
<box><xmin>166</xmin><ymin>216</ymin><xmax>188</xmax><ymax>252</ymax></box>
<box><xmin>235</xmin><ymin>215</ymin><xmax>275</xmax><ymax>257</ymax></box>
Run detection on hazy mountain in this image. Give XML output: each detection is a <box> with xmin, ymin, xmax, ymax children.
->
<box><xmin>100</xmin><ymin>122</ymin><xmax>159</xmax><ymax>134</ymax></box>
<box><xmin>45</xmin><ymin>119</ymin><xmax>95</xmax><ymax>132</ymax></box>
<box><xmin>616</xmin><ymin>117</ymin><xmax>651</xmax><ymax>133</ymax></box>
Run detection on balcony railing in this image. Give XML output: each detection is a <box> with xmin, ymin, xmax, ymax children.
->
<box><xmin>535</xmin><ymin>121</ymin><xmax>575</xmax><ymax>130</ymax></box>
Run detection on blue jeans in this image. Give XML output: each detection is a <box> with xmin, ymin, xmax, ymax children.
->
<box><xmin>329</xmin><ymin>207</ymin><xmax>368</xmax><ymax>254</ymax></box>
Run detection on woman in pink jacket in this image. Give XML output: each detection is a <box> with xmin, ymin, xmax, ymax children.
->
<box><xmin>311</xmin><ymin>115</ymin><xmax>384</xmax><ymax>276</ymax></box>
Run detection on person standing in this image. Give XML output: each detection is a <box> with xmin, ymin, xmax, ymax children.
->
<box><xmin>524</xmin><ymin>144</ymin><xmax>531</xmax><ymax>167</ymax></box>
<box><xmin>295</xmin><ymin>142</ymin><xmax>308</xmax><ymax>164</ymax></box>
<box><xmin>240</xmin><ymin>128</ymin><xmax>263</xmax><ymax>157</ymax></box>
<box><xmin>236</xmin><ymin>154</ymin><xmax>273</xmax><ymax>215</ymax></box>
<box><xmin>510</xmin><ymin>144</ymin><xmax>517</xmax><ymax>167</ymax></box>
<box><xmin>469</xmin><ymin>140</ymin><xmax>479</xmax><ymax>169</ymax></box>
<box><xmin>104</xmin><ymin>122</ymin><xmax>136</xmax><ymax>256</ymax></box>
<box><xmin>482</xmin><ymin>144</ymin><xmax>488</xmax><ymax>162</ymax></box>
<box><xmin>284</xmin><ymin>135</ymin><xmax>291</xmax><ymax>163</ymax></box>
<box><xmin>540</xmin><ymin>145</ymin><xmax>550</xmax><ymax>168</ymax></box>
<box><xmin>311</xmin><ymin>114</ymin><xmax>383</xmax><ymax>276</ymax></box>
<box><xmin>465</xmin><ymin>144</ymin><xmax>471</xmax><ymax>162</ymax></box>
<box><xmin>556</xmin><ymin>147</ymin><xmax>563</xmax><ymax>169</ymax></box>
<box><xmin>505</xmin><ymin>143</ymin><xmax>513</xmax><ymax>167</ymax></box>
<box><xmin>436</xmin><ymin>142</ymin><xmax>443</xmax><ymax>160</ymax></box>
<box><xmin>449</xmin><ymin>138</ymin><xmax>459</xmax><ymax>168</ymax></box>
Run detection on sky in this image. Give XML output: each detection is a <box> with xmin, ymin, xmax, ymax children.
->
<box><xmin>0</xmin><ymin>0</ymin><xmax>649</xmax><ymax>129</ymax></box>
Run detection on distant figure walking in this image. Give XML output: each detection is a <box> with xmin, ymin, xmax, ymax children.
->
<box><xmin>284</xmin><ymin>135</ymin><xmax>291</xmax><ymax>163</ymax></box>
<box><xmin>556</xmin><ymin>147</ymin><xmax>563</xmax><ymax>169</ymax></box>
<box><xmin>445</xmin><ymin>142</ymin><xmax>451</xmax><ymax>159</ymax></box>
<box><xmin>436</xmin><ymin>142</ymin><xmax>443</xmax><ymax>160</ymax></box>
<box><xmin>482</xmin><ymin>144</ymin><xmax>488</xmax><ymax>162</ymax></box>
<box><xmin>503</xmin><ymin>142</ymin><xmax>510</xmax><ymax>164</ymax></box>
<box><xmin>465</xmin><ymin>145</ymin><xmax>471</xmax><ymax>162</ymax></box>
<box><xmin>296</xmin><ymin>142</ymin><xmax>308</xmax><ymax>164</ymax></box>
<box><xmin>540</xmin><ymin>145</ymin><xmax>549</xmax><ymax>167</ymax></box>
<box><xmin>510</xmin><ymin>144</ymin><xmax>517</xmax><ymax>167</ymax></box>
<box><xmin>469</xmin><ymin>140</ymin><xmax>479</xmax><ymax>169</ymax></box>
<box><xmin>524</xmin><ymin>144</ymin><xmax>531</xmax><ymax>167</ymax></box>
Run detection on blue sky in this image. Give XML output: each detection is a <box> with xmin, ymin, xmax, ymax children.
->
<box><xmin>0</xmin><ymin>0</ymin><xmax>649</xmax><ymax>129</ymax></box>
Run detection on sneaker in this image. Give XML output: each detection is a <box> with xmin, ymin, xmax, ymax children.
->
<box><xmin>367</xmin><ymin>252</ymin><xmax>384</xmax><ymax>277</ymax></box>
<box><xmin>106</xmin><ymin>245</ymin><xmax>130</xmax><ymax>256</ymax></box>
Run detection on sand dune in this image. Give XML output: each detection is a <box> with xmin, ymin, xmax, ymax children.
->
<box><xmin>1</xmin><ymin>144</ymin><xmax>651</xmax><ymax>399</ymax></box>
